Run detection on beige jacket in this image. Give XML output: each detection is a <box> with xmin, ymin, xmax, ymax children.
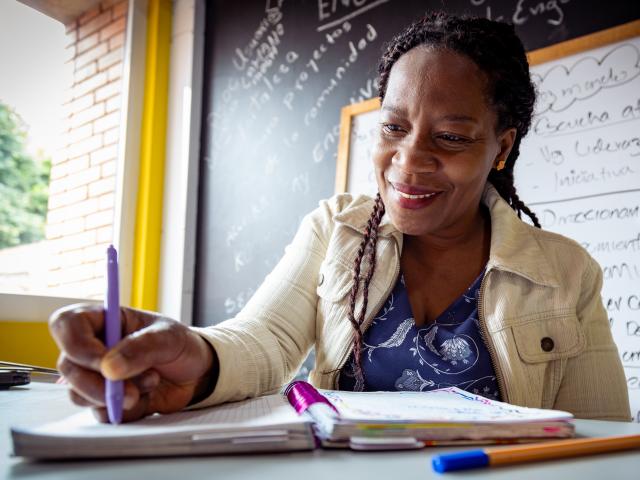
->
<box><xmin>194</xmin><ymin>183</ymin><xmax>631</xmax><ymax>421</ymax></box>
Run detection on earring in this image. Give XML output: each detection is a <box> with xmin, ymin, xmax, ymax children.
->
<box><xmin>495</xmin><ymin>159</ymin><xmax>506</xmax><ymax>171</ymax></box>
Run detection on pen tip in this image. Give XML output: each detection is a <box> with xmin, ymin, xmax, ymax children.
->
<box><xmin>107</xmin><ymin>245</ymin><xmax>117</xmax><ymax>258</ymax></box>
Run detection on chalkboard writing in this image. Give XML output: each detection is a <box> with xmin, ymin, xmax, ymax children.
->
<box><xmin>194</xmin><ymin>0</ymin><xmax>639</xmax><ymax>390</ymax></box>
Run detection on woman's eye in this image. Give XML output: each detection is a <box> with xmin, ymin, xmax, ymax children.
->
<box><xmin>381</xmin><ymin>123</ymin><xmax>404</xmax><ymax>134</ymax></box>
<box><xmin>438</xmin><ymin>133</ymin><xmax>467</xmax><ymax>143</ymax></box>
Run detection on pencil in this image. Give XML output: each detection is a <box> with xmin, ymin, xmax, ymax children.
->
<box><xmin>431</xmin><ymin>434</ymin><xmax>640</xmax><ymax>472</ymax></box>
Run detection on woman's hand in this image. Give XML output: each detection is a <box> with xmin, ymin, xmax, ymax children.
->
<box><xmin>49</xmin><ymin>303</ymin><xmax>217</xmax><ymax>423</ymax></box>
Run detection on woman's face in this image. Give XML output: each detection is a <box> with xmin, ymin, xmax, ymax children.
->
<box><xmin>373</xmin><ymin>46</ymin><xmax>516</xmax><ymax>239</ymax></box>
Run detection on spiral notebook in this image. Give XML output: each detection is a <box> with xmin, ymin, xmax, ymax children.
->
<box><xmin>11</xmin><ymin>381</ymin><xmax>574</xmax><ymax>459</ymax></box>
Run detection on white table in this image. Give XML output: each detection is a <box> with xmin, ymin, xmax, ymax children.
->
<box><xmin>2</xmin><ymin>382</ymin><xmax>640</xmax><ymax>479</ymax></box>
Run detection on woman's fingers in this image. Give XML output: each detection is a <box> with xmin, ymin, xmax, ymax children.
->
<box><xmin>132</xmin><ymin>369</ymin><xmax>161</xmax><ymax>394</ymax></box>
<box><xmin>100</xmin><ymin>320</ymin><xmax>188</xmax><ymax>381</ymax></box>
<box><xmin>49</xmin><ymin>304</ymin><xmax>157</xmax><ymax>373</ymax></box>
<box><xmin>57</xmin><ymin>353</ymin><xmax>106</xmax><ymax>406</ymax></box>
<box><xmin>91</xmin><ymin>394</ymin><xmax>152</xmax><ymax>424</ymax></box>
<box><xmin>69</xmin><ymin>389</ymin><xmax>94</xmax><ymax>407</ymax></box>
<box><xmin>50</xmin><ymin>304</ymin><xmax>107</xmax><ymax>371</ymax></box>
<box><xmin>88</xmin><ymin>376</ymin><xmax>196</xmax><ymax>424</ymax></box>
<box><xmin>91</xmin><ymin>407</ymin><xmax>109</xmax><ymax>423</ymax></box>
<box><xmin>58</xmin><ymin>353</ymin><xmax>148</xmax><ymax>409</ymax></box>
<box><xmin>70</xmin><ymin>373</ymin><xmax>159</xmax><ymax>415</ymax></box>
<box><xmin>120</xmin><ymin>393</ymin><xmax>152</xmax><ymax>423</ymax></box>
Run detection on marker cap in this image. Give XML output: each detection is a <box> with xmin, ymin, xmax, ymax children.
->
<box><xmin>431</xmin><ymin>450</ymin><xmax>489</xmax><ymax>472</ymax></box>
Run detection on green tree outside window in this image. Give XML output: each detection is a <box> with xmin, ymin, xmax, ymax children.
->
<box><xmin>0</xmin><ymin>101</ymin><xmax>51</xmax><ymax>249</ymax></box>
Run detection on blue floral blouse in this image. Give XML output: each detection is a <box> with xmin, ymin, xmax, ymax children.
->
<box><xmin>338</xmin><ymin>270</ymin><xmax>501</xmax><ymax>400</ymax></box>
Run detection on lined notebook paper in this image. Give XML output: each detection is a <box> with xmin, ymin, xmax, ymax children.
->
<box><xmin>11</xmin><ymin>394</ymin><xmax>314</xmax><ymax>458</ymax></box>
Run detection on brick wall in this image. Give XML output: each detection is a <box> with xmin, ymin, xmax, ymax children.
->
<box><xmin>45</xmin><ymin>0</ymin><xmax>128</xmax><ymax>299</ymax></box>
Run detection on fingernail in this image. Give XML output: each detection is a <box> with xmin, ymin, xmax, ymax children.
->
<box><xmin>140</xmin><ymin>373</ymin><xmax>158</xmax><ymax>390</ymax></box>
<box><xmin>123</xmin><ymin>392</ymin><xmax>136</xmax><ymax>410</ymax></box>
<box><xmin>101</xmin><ymin>351</ymin><xmax>127</xmax><ymax>378</ymax></box>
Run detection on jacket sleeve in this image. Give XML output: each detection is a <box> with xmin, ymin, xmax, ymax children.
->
<box><xmin>187</xmin><ymin>199</ymin><xmax>337</xmax><ymax>408</ymax></box>
<box><xmin>554</xmin><ymin>257</ymin><xmax>631</xmax><ymax>421</ymax></box>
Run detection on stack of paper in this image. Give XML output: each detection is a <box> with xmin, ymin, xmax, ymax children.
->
<box><xmin>310</xmin><ymin>387</ymin><xmax>574</xmax><ymax>446</ymax></box>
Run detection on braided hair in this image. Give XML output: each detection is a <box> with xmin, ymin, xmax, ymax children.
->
<box><xmin>345</xmin><ymin>12</ymin><xmax>540</xmax><ymax>389</ymax></box>
<box><xmin>346</xmin><ymin>193</ymin><xmax>385</xmax><ymax>390</ymax></box>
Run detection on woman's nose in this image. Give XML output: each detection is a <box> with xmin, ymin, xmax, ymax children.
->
<box><xmin>392</xmin><ymin>138</ymin><xmax>438</xmax><ymax>173</ymax></box>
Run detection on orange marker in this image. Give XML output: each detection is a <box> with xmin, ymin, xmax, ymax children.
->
<box><xmin>432</xmin><ymin>434</ymin><xmax>640</xmax><ymax>472</ymax></box>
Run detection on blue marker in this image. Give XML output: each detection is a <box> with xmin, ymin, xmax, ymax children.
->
<box><xmin>105</xmin><ymin>245</ymin><xmax>124</xmax><ymax>424</ymax></box>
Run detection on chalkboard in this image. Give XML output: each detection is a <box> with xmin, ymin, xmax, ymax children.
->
<box><xmin>194</xmin><ymin>2</ymin><xmax>639</xmax><ymax>332</ymax></box>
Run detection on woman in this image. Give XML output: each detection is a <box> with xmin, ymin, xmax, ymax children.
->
<box><xmin>50</xmin><ymin>13</ymin><xmax>631</xmax><ymax>423</ymax></box>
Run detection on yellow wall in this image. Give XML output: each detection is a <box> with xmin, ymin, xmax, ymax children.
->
<box><xmin>131</xmin><ymin>0</ymin><xmax>172</xmax><ymax>310</ymax></box>
<box><xmin>0</xmin><ymin>321</ymin><xmax>58</xmax><ymax>368</ymax></box>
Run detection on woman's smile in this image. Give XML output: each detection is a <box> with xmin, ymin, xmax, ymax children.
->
<box><xmin>388</xmin><ymin>180</ymin><xmax>444</xmax><ymax>210</ymax></box>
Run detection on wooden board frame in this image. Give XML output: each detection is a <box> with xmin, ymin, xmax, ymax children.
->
<box><xmin>335</xmin><ymin>97</ymin><xmax>380</xmax><ymax>194</ymax></box>
<box><xmin>334</xmin><ymin>19</ymin><xmax>640</xmax><ymax>195</ymax></box>
<box><xmin>527</xmin><ymin>18</ymin><xmax>640</xmax><ymax>66</ymax></box>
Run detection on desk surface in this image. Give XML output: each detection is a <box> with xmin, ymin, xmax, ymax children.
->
<box><xmin>2</xmin><ymin>382</ymin><xmax>640</xmax><ymax>480</ymax></box>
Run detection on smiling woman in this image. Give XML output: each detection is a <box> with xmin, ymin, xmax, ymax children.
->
<box><xmin>49</xmin><ymin>11</ymin><xmax>631</xmax><ymax>424</ymax></box>
<box><xmin>342</xmin><ymin>13</ymin><xmax>541</xmax><ymax>389</ymax></box>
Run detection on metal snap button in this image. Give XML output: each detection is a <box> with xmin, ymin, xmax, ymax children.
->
<box><xmin>318</xmin><ymin>273</ymin><xmax>324</xmax><ymax>286</ymax></box>
<box><xmin>541</xmin><ymin>337</ymin><xmax>555</xmax><ymax>352</ymax></box>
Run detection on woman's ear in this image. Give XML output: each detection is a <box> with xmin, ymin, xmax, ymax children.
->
<box><xmin>494</xmin><ymin>128</ymin><xmax>517</xmax><ymax>171</ymax></box>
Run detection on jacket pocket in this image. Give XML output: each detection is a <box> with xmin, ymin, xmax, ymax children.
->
<box><xmin>512</xmin><ymin>314</ymin><xmax>586</xmax><ymax>363</ymax></box>
<box><xmin>316</xmin><ymin>260</ymin><xmax>353</xmax><ymax>302</ymax></box>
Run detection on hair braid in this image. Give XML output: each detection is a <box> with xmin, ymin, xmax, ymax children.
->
<box><xmin>346</xmin><ymin>194</ymin><xmax>385</xmax><ymax>390</ymax></box>
<box><xmin>488</xmin><ymin>169</ymin><xmax>541</xmax><ymax>227</ymax></box>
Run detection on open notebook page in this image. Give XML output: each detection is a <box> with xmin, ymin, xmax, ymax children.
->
<box><xmin>320</xmin><ymin>387</ymin><xmax>574</xmax><ymax>423</ymax></box>
<box><xmin>25</xmin><ymin>393</ymin><xmax>308</xmax><ymax>439</ymax></box>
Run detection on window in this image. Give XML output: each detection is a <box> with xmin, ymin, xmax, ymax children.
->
<box><xmin>0</xmin><ymin>0</ymin><xmax>127</xmax><ymax>299</ymax></box>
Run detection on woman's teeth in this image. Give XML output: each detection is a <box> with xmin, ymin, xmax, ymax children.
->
<box><xmin>396</xmin><ymin>190</ymin><xmax>437</xmax><ymax>199</ymax></box>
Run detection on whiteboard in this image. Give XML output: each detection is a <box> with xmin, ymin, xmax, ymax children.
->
<box><xmin>516</xmin><ymin>35</ymin><xmax>640</xmax><ymax>422</ymax></box>
<box><xmin>345</xmin><ymin>108</ymin><xmax>379</xmax><ymax>197</ymax></box>
<box><xmin>342</xmin><ymin>33</ymin><xmax>640</xmax><ymax>422</ymax></box>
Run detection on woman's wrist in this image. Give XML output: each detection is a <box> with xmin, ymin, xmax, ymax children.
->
<box><xmin>189</xmin><ymin>336</ymin><xmax>220</xmax><ymax>405</ymax></box>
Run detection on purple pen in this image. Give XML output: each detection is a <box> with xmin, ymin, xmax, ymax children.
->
<box><xmin>105</xmin><ymin>245</ymin><xmax>124</xmax><ymax>424</ymax></box>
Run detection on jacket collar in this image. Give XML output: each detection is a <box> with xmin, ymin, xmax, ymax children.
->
<box><xmin>333</xmin><ymin>184</ymin><xmax>559</xmax><ymax>287</ymax></box>
<box><xmin>481</xmin><ymin>183</ymin><xmax>559</xmax><ymax>287</ymax></box>
<box><xmin>333</xmin><ymin>194</ymin><xmax>400</xmax><ymax>240</ymax></box>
